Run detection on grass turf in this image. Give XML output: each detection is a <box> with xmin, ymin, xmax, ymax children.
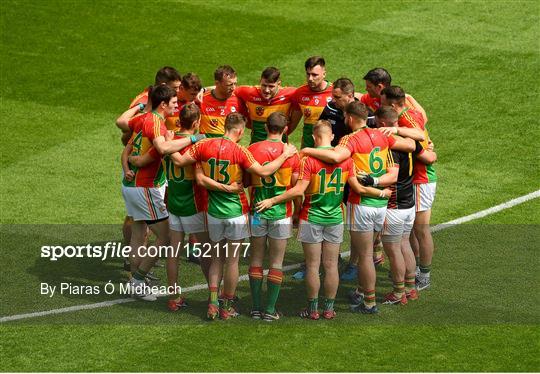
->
<box><xmin>1</xmin><ymin>0</ymin><xmax>539</xmax><ymax>371</ymax></box>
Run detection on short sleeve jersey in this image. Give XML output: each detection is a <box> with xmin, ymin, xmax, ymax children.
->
<box><xmin>122</xmin><ymin>111</ymin><xmax>166</xmax><ymax>188</ymax></box>
<box><xmin>397</xmin><ymin>108</ymin><xmax>437</xmax><ymax>184</ymax></box>
<box><xmin>247</xmin><ymin>139</ymin><xmax>300</xmax><ymax>220</ymax></box>
<box><xmin>198</xmin><ymin>91</ymin><xmax>246</xmax><ymax>137</ymax></box>
<box><xmin>235</xmin><ymin>86</ymin><xmax>296</xmax><ymax>144</ymax></box>
<box><xmin>188</xmin><ymin>137</ymin><xmax>255</xmax><ymax>218</ymax></box>
<box><xmin>164</xmin><ymin>132</ymin><xmax>207</xmax><ymax>217</ymax></box>
<box><xmin>299</xmin><ymin>153</ymin><xmax>354</xmax><ymax>225</ymax></box>
<box><xmin>338</xmin><ymin>128</ymin><xmax>396</xmax><ymax>207</ymax></box>
<box><xmin>291</xmin><ymin>82</ymin><xmax>333</xmax><ymax>148</ymax></box>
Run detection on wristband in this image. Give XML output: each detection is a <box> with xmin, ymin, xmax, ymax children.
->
<box><xmin>373</xmin><ymin>177</ymin><xmax>380</xmax><ymax>187</ymax></box>
<box><xmin>190</xmin><ymin>134</ymin><xmax>206</xmax><ymax>144</ymax></box>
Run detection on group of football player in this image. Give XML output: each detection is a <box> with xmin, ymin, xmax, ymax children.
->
<box><xmin>115</xmin><ymin>56</ymin><xmax>437</xmax><ymax>321</ymax></box>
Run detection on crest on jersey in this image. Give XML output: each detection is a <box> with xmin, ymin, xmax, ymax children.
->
<box><xmin>231</xmin><ymin>106</ymin><xmax>237</xmax><ymax>113</ymax></box>
<box><xmin>211</xmin><ymin>119</ymin><xmax>219</xmax><ymax>127</ymax></box>
<box><xmin>304</xmin><ymin>108</ymin><xmax>311</xmax><ymax>118</ymax></box>
<box><xmin>256</xmin><ymin>106</ymin><xmax>264</xmax><ymax>116</ymax></box>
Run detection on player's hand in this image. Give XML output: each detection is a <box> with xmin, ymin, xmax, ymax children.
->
<box><xmin>190</xmin><ymin>134</ymin><xmax>206</xmax><ymax>144</ymax></box>
<box><xmin>256</xmin><ymin>199</ymin><xmax>274</xmax><ymax>213</ymax></box>
<box><xmin>283</xmin><ymin>144</ymin><xmax>297</xmax><ymax>158</ymax></box>
<box><xmin>226</xmin><ymin>182</ymin><xmax>244</xmax><ymax>194</ymax></box>
<box><xmin>299</xmin><ymin>147</ymin><xmax>314</xmax><ymax>158</ymax></box>
<box><xmin>377</xmin><ymin>127</ymin><xmax>398</xmax><ymax>137</ymax></box>
<box><xmin>165</xmin><ymin>130</ymin><xmax>174</xmax><ymax>141</ymax></box>
<box><xmin>357</xmin><ymin>171</ymin><xmax>375</xmax><ymax>186</ymax></box>
<box><xmin>128</xmin><ymin>155</ymin><xmax>144</xmax><ymax>168</ymax></box>
<box><xmin>380</xmin><ymin>188</ymin><xmax>392</xmax><ymax>199</ymax></box>
<box><xmin>124</xmin><ymin>170</ymin><xmax>135</xmax><ymax>182</ymax></box>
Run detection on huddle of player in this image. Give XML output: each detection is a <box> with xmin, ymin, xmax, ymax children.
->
<box><xmin>115</xmin><ymin>56</ymin><xmax>438</xmax><ymax>321</ymax></box>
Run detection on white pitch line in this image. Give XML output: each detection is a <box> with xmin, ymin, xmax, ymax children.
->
<box><xmin>2</xmin><ymin>189</ymin><xmax>539</xmax><ymax>323</ymax></box>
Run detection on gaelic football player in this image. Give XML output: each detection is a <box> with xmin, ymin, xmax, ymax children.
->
<box><xmin>246</xmin><ymin>112</ymin><xmax>301</xmax><ymax>321</ymax></box>
<box><xmin>122</xmin><ymin>86</ymin><xmax>204</xmax><ymax>301</ymax></box>
<box><xmin>358</xmin><ymin>67</ymin><xmax>427</xmax><ymax>125</ymax></box>
<box><xmin>198</xmin><ymin>65</ymin><xmax>246</xmax><ymax>138</ymax></box>
<box><xmin>235</xmin><ymin>67</ymin><xmax>296</xmax><ymax>144</ymax></box>
<box><xmin>289</xmin><ymin>56</ymin><xmax>333</xmax><ymax>149</ymax></box>
<box><xmin>381</xmin><ymin>86</ymin><xmax>438</xmax><ymax>291</ymax></box>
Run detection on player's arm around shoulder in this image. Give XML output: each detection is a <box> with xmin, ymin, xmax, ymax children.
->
<box><xmin>414</xmin><ymin>140</ymin><xmax>438</xmax><ymax>165</ymax></box>
<box><xmin>388</xmin><ymin>133</ymin><xmax>416</xmax><ymax>153</ymax></box>
<box><xmin>300</xmin><ymin>145</ymin><xmax>350</xmax><ymax>164</ymax></box>
<box><xmin>246</xmin><ymin>143</ymin><xmax>297</xmax><ymax>177</ymax></box>
<box><xmin>116</xmin><ymin>105</ymin><xmax>141</xmax><ymax>133</ymax></box>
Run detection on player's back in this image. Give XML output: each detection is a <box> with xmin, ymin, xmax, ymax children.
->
<box><xmin>164</xmin><ymin>132</ymin><xmax>207</xmax><ymax>216</ymax></box>
<box><xmin>248</xmin><ymin>139</ymin><xmax>300</xmax><ymax>219</ymax></box>
<box><xmin>299</xmin><ymin>155</ymin><xmax>353</xmax><ymax>225</ymax></box>
<box><xmin>189</xmin><ymin>137</ymin><xmax>255</xmax><ymax>218</ymax></box>
<box><xmin>339</xmin><ymin>128</ymin><xmax>395</xmax><ymax>207</ymax></box>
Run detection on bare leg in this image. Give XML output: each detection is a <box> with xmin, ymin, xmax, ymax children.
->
<box><xmin>321</xmin><ymin>241</ymin><xmax>340</xmax><ymax>300</ymax></box>
<box><xmin>302</xmin><ymin>242</ymin><xmax>322</xmax><ymax>299</ymax></box>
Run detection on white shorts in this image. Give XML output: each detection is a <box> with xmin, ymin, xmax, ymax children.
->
<box><xmin>122</xmin><ymin>185</ymin><xmax>168</xmax><ymax>222</ymax></box>
<box><xmin>207</xmin><ymin>213</ymin><xmax>250</xmax><ymax>242</ymax></box>
<box><xmin>251</xmin><ymin>216</ymin><xmax>292</xmax><ymax>240</ymax></box>
<box><xmin>414</xmin><ymin>182</ymin><xmax>437</xmax><ymax>212</ymax></box>
<box><xmin>297</xmin><ymin>220</ymin><xmax>344</xmax><ymax>244</ymax></box>
<box><xmin>169</xmin><ymin>212</ymin><xmax>206</xmax><ymax>233</ymax></box>
<box><xmin>382</xmin><ymin>207</ymin><xmax>415</xmax><ymax>239</ymax></box>
<box><xmin>346</xmin><ymin>203</ymin><xmax>386</xmax><ymax>232</ymax></box>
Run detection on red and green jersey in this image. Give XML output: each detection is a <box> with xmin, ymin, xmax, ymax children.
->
<box><xmin>198</xmin><ymin>91</ymin><xmax>246</xmax><ymax>137</ymax></box>
<box><xmin>123</xmin><ymin>111</ymin><xmax>167</xmax><ymax>188</ymax></box>
<box><xmin>235</xmin><ymin>86</ymin><xmax>296</xmax><ymax>144</ymax></box>
<box><xmin>164</xmin><ymin>133</ymin><xmax>207</xmax><ymax>217</ymax></box>
<box><xmin>397</xmin><ymin>108</ymin><xmax>437</xmax><ymax>184</ymax></box>
<box><xmin>291</xmin><ymin>82</ymin><xmax>333</xmax><ymax>148</ymax></box>
<box><xmin>188</xmin><ymin>137</ymin><xmax>255</xmax><ymax>219</ymax></box>
<box><xmin>247</xmin><ymin>139</ymin><xmax>300</xmax><ymax>220</ymax></box>
<box><xmin>338</xmin><ymin>128</ymin><xmax>396</xmax><ymax>207</ymax></box>
<box><xmin>359</xmin><ymin>93</ymin><xmax>421</xmax><ymax>113</ymax></box>
<box><xmin>299</xmin><ymin>152</ymin><xmax>354</xmax><ymax>225</ymax></box>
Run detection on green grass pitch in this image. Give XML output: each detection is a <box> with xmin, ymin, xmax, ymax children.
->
<box><xmin>1</xmin><ymin>0</ymin><xmax>539</xmax><ymax>371</ymax></box>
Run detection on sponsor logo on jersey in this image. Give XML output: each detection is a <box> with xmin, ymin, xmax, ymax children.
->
<box><xmin>207</xmin><ymin>107</ymin><xmax>215</xmax><ymax>112</ymax></box>
<box><xmin>256</xmin><ymin>106</ymin><xmax>264</xmax><ymax>116</ymax></box>
<box><xmin>301</xmin><ymin>96</ymin><xmax>310</xmax><ymax>102</ymax></box>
